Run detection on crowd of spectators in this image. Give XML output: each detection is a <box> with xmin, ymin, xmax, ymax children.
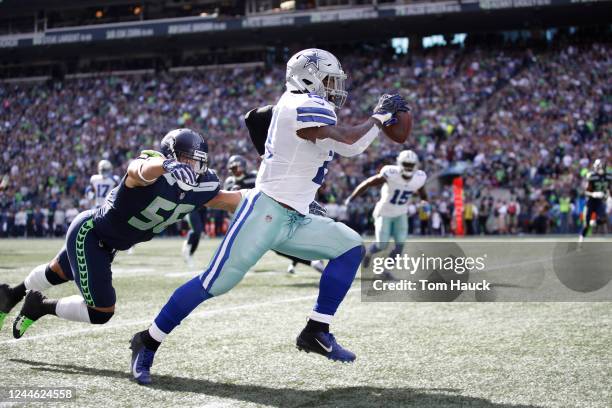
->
<box><xmin>0</xmin><ymin>40</ymin><xmax>610</xmax><ymax>238</ymax></box>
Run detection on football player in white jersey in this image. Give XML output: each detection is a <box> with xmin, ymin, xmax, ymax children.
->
<box><xmin>88</xmin><ymin>160</ymin><xmax>120</xmax><ymax>208</ymax></box>
<box><xmin>130</xmin><ymin>48</ymin><xmax>410</xmax><ymax>383</ymax></box>
<box><xmin>346</xmin><ymin>150</ymin><xmax>427</xmax><ymax>266</ymax></box>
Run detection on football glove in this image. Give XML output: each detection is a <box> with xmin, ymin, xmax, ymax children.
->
<box><xmin>139</xmin><ymin>150</ymin><xmax>165</xmax><ymax>159</ymax></box>
<box><xmin>372</xmin><ymin>94</ymin><xmax>410</xmax><ymax>126</ymax></box>
<box><xmin>309</xmin><ymin>201</ymin><xmax>327</xmax><ymax>217</ymax></box>
<box><xmin>162</xmin><ymin>159</ymin><xmax>198</xmax><ymax>186</ymax></box>
<box><xmin>590</xmin><ymin>191</ymin><xmax>605</xmax><ymax>199</ymax></box>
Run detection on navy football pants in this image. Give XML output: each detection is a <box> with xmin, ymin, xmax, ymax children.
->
<box><xmin>56</xmin><ymin>210</ymin><xmax>116</xmax><ymax>308</ymax></box>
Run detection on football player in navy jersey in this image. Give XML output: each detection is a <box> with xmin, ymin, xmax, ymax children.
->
<box><xmin>0</xmin><ymin>129</ymin><xmax>242</xmax><ymax>338</ymax></box>
<box><xmin>579</xmin><ymin>159</ymin><xmax>611</xmax><ymax>242</ymax></box>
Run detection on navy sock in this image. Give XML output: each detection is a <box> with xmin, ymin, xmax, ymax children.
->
<box><xmin>45</xmin><ymin>265</ymin><xmax>68</xmax><ymax>285</ymax></box>
<box><xmin>141</xmin><ymin>330</ymin><xmax>161</xmax><ymax>351</ymax></box>
<box><xmin>187</xmin><ymin>231</ymin><xmax>201</xmax><ymax>255</ymax></box>
<box><xmin>314</xmin><ymin>245</ymin><xmax>364</xmax><ymax>316</ymax></box>
<box><xmin>12</xmin><ymin>282</ymin><xmax>26</xmax><ymax>300</ymax></box>
<box><xmin>153</xmin><ymin>276</ymin><xmax>212</xmax><ymax>335</ymax></box>
<box><xmin>305</xmin><ymin>319</ymin><xmax>329</xmax><ymax>333</ymax></box>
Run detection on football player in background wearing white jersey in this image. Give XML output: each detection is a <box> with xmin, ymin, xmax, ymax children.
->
<box><xmin>88</xmin><ymin>160</ymin><xmax>120</xmax><ymax>208</ymax></box>
<box><xmin>346</xmin><ymin>150</ymin><xmax>427</xmax><ymax>268</ymax></box>
<box><xmin>130</xmin><ymin>48</ymin><xmax>409</xmax><ymax>383</ymax></box>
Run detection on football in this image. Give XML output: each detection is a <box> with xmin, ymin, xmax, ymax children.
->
<box><xmin>381</xmin><ymin>110</ymin><xmax>413</xmax><ymax>144</ymax></box>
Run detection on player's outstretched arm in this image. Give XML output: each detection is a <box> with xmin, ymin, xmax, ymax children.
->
<box><xmin>126</xmin><ymin>150</ymin><xmax>198</xmax><ymax>188</ymax></box>
<box><xmin>205</xmin><ymin>190</ymin><xmax>244</xmax><ymax>212</ymax></box>
<box><xmin>346</xmin><ymin>174</ymin><xmax>385</xmax><ymax>205</ymax></box>
<box><xmin>126</xmin><ymin>155</ymin><xmax>166</xmax><ymax>188</ymax></box>
<box><xmin>297</xmin><ymin>117</ymin><xmax>380</xmax><ymax>146</ymax></box>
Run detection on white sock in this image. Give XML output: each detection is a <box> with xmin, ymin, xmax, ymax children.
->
<box><xmin>148</xmin><ymin>322</ymin><xmax>168</xmax><ymax>342</ymax></box>
<box><xmin>310</xmin><ymin>260</ymin><xmax>325</xmax><ymax>273</ymax></box>
<box><xmin>310</xmin><ymin>310</ymin><xmax>333</xmax><ymax>325</ymax></box>
<box><xmin>24</xmin><ymin>264</ymin><xmax>52</xmax><ymax>292</ymax></box>
<box><xmin>56</xmin><ymin>296</ymin><xmax>91</xmax><ymax>323</ymax></box>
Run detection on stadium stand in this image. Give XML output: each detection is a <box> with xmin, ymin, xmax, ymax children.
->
<box><xmin>1</xmin><ymin>37</ymin><xmax>609</xmax><ymax>238</ymax></box>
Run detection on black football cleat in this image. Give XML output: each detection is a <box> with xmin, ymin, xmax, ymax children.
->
<box><xmin>12</xmin><ymin>291</ymin><xmax>48</xmax><ymax>339</ymax></box>
<box><xmin>130</xmin><ymin>331</ymin><xmax>156</xmax><ymax>385</ymax></box>
<box><xmin>0</xmin><ymin>283</ymin><xmax>25</xmax><ymax>331</ymax></box>
<box><xmin>296</xmin><ymin>329</ymin><xmax>356</xmax><ymax>362</ymax></box>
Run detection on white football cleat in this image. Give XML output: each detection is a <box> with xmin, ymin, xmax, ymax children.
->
<box><xmin>287</xmin><ymin>263</ymin><xmax>296</xmax><ymax>274</ymax></box>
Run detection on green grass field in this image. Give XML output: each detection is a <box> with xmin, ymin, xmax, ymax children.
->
<box><xmin>0</xmin><ymin>238</ymin><xmax>610</xmax><ymax>407</ymax></box>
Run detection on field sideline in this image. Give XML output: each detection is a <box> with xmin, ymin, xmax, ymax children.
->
<box><xmin>0</xmin><ymin>238</ymin><xmax>610</xmax><ymax>407</ymax></box>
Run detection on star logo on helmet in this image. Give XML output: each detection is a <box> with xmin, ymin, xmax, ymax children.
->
<box><xmin>302</xmin><ymin>51</ymin><xmax>323</xmax><ymax>70</ymax></box>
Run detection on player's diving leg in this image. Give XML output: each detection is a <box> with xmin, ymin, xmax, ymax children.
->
<box><xmin>12</xmin><ymin>211</ymin><xmax>116</xmax><ymax>339</ymax></box>
<box><xmin>273</xmin><ymin>214</ymin><xmax>364</xmax><ymax>362</ymax></box>
<box><xmin>363</xmin><ymin>215</ymin><xmax>391</xmax><ymax>267</ymax></box>
<box><xmin>183</xmin><ymin>208</ymin><xmax>205</xmax><ymax>266</ymax></box>
<box><xmin>0</xmin><ymin>250</ymin><xmax>70</xmax><ymax>331</ymax></box>
<box><xmin>130</xmin><ymin>191</ymin><xmax>283</xmax><ymax>384</ymax></box>
<box><xmin>275</xmin><ymin>251</ymin><xmax>325</xmax><ymax>274</ymax></box>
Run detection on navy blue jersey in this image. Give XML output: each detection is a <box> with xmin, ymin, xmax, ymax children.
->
<box><xmin>587</xmin><ymin>172</ymin><xmax>611</xmax><ymax>198</ymax></box>
<box><xmin>93</xmin><ymin>170</ymin><xmax>220</xmax><ymax>250</ymax></box>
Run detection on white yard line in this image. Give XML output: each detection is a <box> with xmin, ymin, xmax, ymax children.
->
<box><xmin>0</xmin><ymin>289</ymin><xmax>358</xmax><ymax>345</ymax></box>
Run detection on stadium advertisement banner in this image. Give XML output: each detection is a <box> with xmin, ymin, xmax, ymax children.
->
<box><xmin>361</xmin><ymin>241</ymin><xmax>612</xmax><ymax>302</ymax></box>
<box><xmin>0</xmin><ymin>0</ymin><xmax>607</xmax><ymax>49</ymax></box>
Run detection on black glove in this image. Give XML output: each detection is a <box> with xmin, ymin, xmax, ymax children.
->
<box><xmin>162</xmin><ymin>159</ymin><xmax>198</xmax><ymax>186</ymax></box>
<box><xmin>372</xmin><ymin>94</ymin><xmax>410</xmax><ymax>126</ymax></box>
<box><xmin>308</xmin><ymin>201</ymin><xmax>327</xmax><ymax>217</ymax></box>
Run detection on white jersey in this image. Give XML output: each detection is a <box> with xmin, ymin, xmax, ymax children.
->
<box><xmin>90</xmin><ymin>174</ymin><xmax>120</xmax><ymax>207</ymax></box>
<box><xmin>256</xmin><ymin>91</ymin><xmax>339</xmax><ymax>214</ymax></box>
<box><xmin>374</xmin><ymin>166</ymin><xmax>427</xmax><ymax>218</ymax></box>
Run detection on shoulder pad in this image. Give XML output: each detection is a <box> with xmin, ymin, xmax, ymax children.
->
<box><xmin>295</xmin><ymin>94</ymin><xmax>337</xmax><ymax>126</ymax></box>
<box><xmin>381</xmin><ymin>165</ymin><xmax>398</xmax><ymax>177</ymax></box>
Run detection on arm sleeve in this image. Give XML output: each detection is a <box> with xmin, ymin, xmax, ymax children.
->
<box><xmin>295</xmin><ymin>97</ymin><xmax>337</xmax><ymax>130</ymax></box>
<box><xmin>317</xmin><ymin>125</ymin><xmax>380</xmax><ymax>157</ymax></box>
<box><xmin>244</xmin><ymin>105</ymin><xmax>274</xmax><ymax>156</ymax></box>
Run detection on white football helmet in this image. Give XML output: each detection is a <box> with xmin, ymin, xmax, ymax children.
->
<box><xmin>397</xmin><ymin>150</ymin><xmax>418</xmax><ymax>178</ymax></box>
<box><xmin>286</xmin><ymin>48</ymin><xmax>347</xmax><ymax>109</ymax></box>
<box><xmin>98</xmin><ymin>160</ymin><xmax>112</xmax><ymax>176</ymax></box>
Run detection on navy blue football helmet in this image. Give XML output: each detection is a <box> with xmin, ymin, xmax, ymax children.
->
<box><xmin>227</xmin><ymin>155</ymin><xmax>247</xmax><ymax>176</ymax></box>
<box><xmin>161</xmin><ymin>129</ymin><xmax>208</xmax><ymax>175</ymax></box>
